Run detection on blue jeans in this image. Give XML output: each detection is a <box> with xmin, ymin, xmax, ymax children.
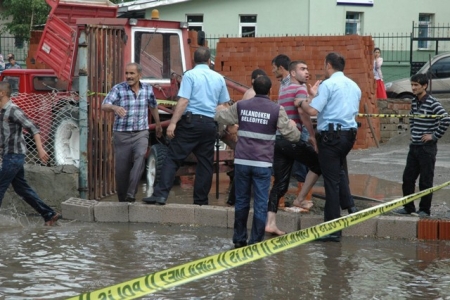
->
<box><xmin>233</xmin><ymin>164</ymin><xmax>272</xmax><ymax>245</ymax></box>
<box><xmin>0</xmin><ymin>154</ymin><xmax>56</xmax><ymax>221</ymax></box>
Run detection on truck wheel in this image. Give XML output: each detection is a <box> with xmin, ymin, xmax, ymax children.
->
<box><xmin>52</xmin><ymin>104</ymin><xmax>80</xmax><ymax>167</ymax></box>
<box><xmin>146</xmin><ymin>144</ymin><xmax>168</xmax><ymax>196</ymax></box>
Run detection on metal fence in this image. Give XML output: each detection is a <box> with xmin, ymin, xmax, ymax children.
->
<box><xmin>10</xmin><ymin>92</ymin><xmax>80</xmax><ymax>167</ymax></box>
<box><xmin>206</xmin><ymin>26</ymin><xmax>450</xmax><ymax>64</ymax></box>
<box><xmin>0</xmin><ymin>35</ymin><xmax>29</xmax><ymax>63</ymax></box>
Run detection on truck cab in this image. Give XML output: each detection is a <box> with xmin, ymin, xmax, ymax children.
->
<box><xmin>0</xmin><ymin>69</ymin><xmax>64</xmax><ymax>95</ymax></box>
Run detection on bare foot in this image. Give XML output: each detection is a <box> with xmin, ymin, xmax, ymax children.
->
<box><xmin>265</xmin><ymin>225</ymin><xmax>286</xmax><ymax>236</ymax></box>
<box><xmin>292</xmin><ymin>199</ymin><xmax>314</xmax><ymax>212</ymax></box>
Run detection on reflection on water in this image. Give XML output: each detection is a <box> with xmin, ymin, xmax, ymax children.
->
<box><xmin>0</xmin><ymin>221</ymin><xmax>450</xmax><ymax>299</ymax></box>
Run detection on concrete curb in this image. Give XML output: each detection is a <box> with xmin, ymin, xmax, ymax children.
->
<box><xmin>61</xmin><ymin>197</ymin><xmax>423</xmax><ymax>239</ymax></box>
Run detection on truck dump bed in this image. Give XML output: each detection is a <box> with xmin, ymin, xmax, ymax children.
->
<box><xmin>36</xmin><ymin>0</ymin><xmax>117</xmax><ymax>84</ymax></box>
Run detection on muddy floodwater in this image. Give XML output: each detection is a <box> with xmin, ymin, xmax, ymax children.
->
<box><xmin>1</xmin><ymin>159</ymin><xmax>450</xmax><ymax>299</ymax></box>
<box><xmin>1</xmin><ymin>219</ymin><xmax>450</xmax><ymax>299</ymax></box>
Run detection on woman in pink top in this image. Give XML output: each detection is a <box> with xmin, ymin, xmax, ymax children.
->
<box><xmin>374</xmin><ymin>47</ymin><xmax>387</xmax><ymax>99</ymax></box>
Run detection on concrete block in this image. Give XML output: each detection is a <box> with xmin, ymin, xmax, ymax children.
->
<box><xmin>276</xmin><ymin>211</ymin><xmax>301</xmax><ymax>233</ymax></box>
<box><xmin>161</xmin><ymin>204</ymin><xmax>195</xmax><ymax>224</ymax></box>
<box><xmin>343</xmin><ymin>218</ymin><xmax>378</xmax><ymax>237</ymax></box>
<box><xmin>376</xmin><ymin>216</ymin><xmax>417</xmax><ymax>239</ymax></box>
<box><xmin>129</xmin><ymin>203</ymin><xmax>164</xmax><ymax>223</ymax></box>
<box><xmin>94</xmin><ymin>202</ymin><xmax>129</xmax><ymax>223</ymax></box>
<box><xmin>194</xmin><ymin>205</ymin><xmax>229</xmax><ymax>228</ymax></box>
<box><xmin>227</xmin><ymin>208</ymin><xmax>253</xmax><ymax>229</ymax></box>
<box><xmin>61</xmin><ymin>197</ymin><xmax>97</xmax><ymax>222</ymax></box>
<box><xmin>300</xmin><ymin>215</ymin><xmax>323</xmax><ymax>229</ymax></box>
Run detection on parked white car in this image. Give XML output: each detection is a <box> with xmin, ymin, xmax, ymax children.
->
<box><xmin>385</xmin><ymin>52</ymin><xmax>450</xmax><ymax>99</ymax></box>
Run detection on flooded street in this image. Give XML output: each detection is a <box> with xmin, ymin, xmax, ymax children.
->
<box><xmin>1</xmin><ymin>141</ymin><xmax>450</xmax><ymax>299</ymax></box>
<box><xmin>0</xmin><ymin>221</ymin><xmax>450</xmax><ymax>299</ymax></box>
<box><xmin>1</xmin><ymin>168</ymin><xmax>449</xmax><ymax>299</ymax></box>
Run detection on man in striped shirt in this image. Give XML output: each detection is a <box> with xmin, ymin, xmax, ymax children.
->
<box><xmin>266</xmin><ymin>60</ymin><xmax>322</xmax><ymax>236</ymax></box>
<box><xmin>0</xmin><ymin>82</ymin><xmax>61</xmax><ymax>226</ymax></box>
<box><xmin>394</xmin><ymin>73</ymin><xmax>450</xmax><ymax>217</ymax></box>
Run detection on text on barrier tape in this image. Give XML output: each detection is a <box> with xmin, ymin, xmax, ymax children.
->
<box><xmin>357</xmin><ymin>113</ymin><xmax>448</xmax><ymax>119</ymax></box>
<box><xmin>67</xmin><ymin>181</ymin><xmax>450</xmax><ymax>300</ymax></box>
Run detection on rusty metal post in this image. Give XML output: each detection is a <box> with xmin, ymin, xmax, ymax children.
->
<box><xmin>78</xmin><ymin>30</ymin><xmax>89</xmax><ymax>199</ymax></box>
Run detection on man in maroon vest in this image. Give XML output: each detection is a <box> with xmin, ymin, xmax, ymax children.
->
<box><xmin>215</xmin><ymin>75</ymin><xmax>300</xmax><ymax>248</ymax></box>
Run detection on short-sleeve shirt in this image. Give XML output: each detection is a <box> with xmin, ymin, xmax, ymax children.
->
<box><xmin>278</xmin><ymin>82</ymin><xmax>308</xmax><ymax>130</ymax></box>
<box><xmin>310</xmin><ymin>72</ymin><xmax>361</xmax><ymax>131</ymax></box>
<box><xmin>102</xmin><ymin>81</ymin><xmax>156</xmax><ymax>132</ymax></box>
<box><xmin>178</xmin><ymin>64</ymin><xmax>229</xmax><ymax>118</ymax></box>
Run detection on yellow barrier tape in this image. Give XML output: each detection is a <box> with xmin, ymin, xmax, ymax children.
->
<box><xmin>67</xmin><ymin>180</ymin><xmax>450</xmax><ymax>300</ymax></box>
<box><xmin>357</xmin><ymin>113</ymin><xmax>448</xmax><ymax>119</ymax></box>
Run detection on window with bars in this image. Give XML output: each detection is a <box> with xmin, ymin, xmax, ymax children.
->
<box><xmin>345</xmin><ymin>12</ymin><xmax>362</xmax><ymax>35</ymax></box>
<box><xmin>239</xmin><ymin>15</ymin><xmax>257</xmax><ymax>37</ymax></box>
<box><xmin>418</xmin><ymin>14</ymin><xmax>434</xmax><ymax>49</ymax></box>
<box><xmin>186</xmin><ymin>15</ymin><xmax>203</xmax><ymax>32</ymax></box>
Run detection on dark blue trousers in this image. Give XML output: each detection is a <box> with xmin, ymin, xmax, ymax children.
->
<box><xmin>318</xmin><ymin>132</ymin><xmax>356</xmax><ymax>227</ymax></box>
<box><xmin>0</xmin><ymin>154</ymin><xmax>56</xmax><ymax>221</ymax></box>
<box><xmin>153</xmin><ymin>117</ymin><xmax>217</xmax><ymax>205</ymax></box>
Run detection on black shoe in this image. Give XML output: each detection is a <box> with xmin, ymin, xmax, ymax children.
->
<box><xmin>234</xmin><ymin>242</ymin><xmax>247</xmax><ymax>249</ymax></box>
<box><xmin>142</xmin><ymin>196</ymin><xmax>166</xmax><ymax>205</ymax></box>
<box><xmin>317</xmin><ymin>234</ymin><xmax>341</xmax><ymax>242</ymax></box>
<box><xmin>125</xmin><ymin>196</ymin><xmax>136</xmax><ymax>203</ymax></box>
<box><xmin>347</xmin><ymin>206</ymin><xmax>358</xmax><ymax>214</ymax></box>
<box><xmin>393</xmin><ymin>208</ymin><xmax>414</xmax><ymax>215</ymax></box>
<box><xmin>411</xmin><ymin>210</ymin><xmax>430</xmax><ymax>218</ymax></box>
<box><xmin>226</xmin><ymin>199</ymin><xmax>235</xmax><ymax>206</ymax></box>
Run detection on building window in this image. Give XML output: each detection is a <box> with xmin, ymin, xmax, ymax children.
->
<box><xmin>418</xmin><ymin>14</ymin><xmax>433</xmax><ymax>49</ymax></box>
<box><xmin>239</xmin><ymin>15</ymin><xmax>257</xmax><ymax>37</ymax></box>
<box><xmin>345</xmin><ymin>12</ymin><xmax>362</xmax><ymax>35</ymax></box>
<box><xmin>187</xmin><ymin>15</ymin><xmax>203</xmax><ymax>32</ymax></box>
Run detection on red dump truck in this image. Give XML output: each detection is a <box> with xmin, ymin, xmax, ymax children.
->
<box><xmin>0</xmin><ymin>0</ymin><xmax>246</xmax><ymax>199</ymax></box>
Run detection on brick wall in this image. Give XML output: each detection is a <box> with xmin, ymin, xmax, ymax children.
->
<box><xmin>377</xmin><ymin>99</ymin><xmax>411</xmax><ymax>143</ymax></box>
<box><xmin>214</xmin><ymin>35</ymin><xmax>378</xmax><ymax>149</ymax></box>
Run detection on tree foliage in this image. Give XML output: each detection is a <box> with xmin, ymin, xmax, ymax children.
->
<box><xmin>0</xmin><ymin>0</ymin><xmax>51</xmax><ymax>40</ymax></box>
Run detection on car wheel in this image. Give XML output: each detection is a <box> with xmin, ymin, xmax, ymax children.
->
<box><xmin>146</xmin><ymin>144</ymin><xmax>168</xmax><ymax>196</ymax></box>
<box><xmin>398</xmin><ymin>93</ymin><xmax>415</xmax><ymax>100</ymax></box>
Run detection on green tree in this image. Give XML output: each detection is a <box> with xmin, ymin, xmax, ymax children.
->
<box><xmin>0</xmin><ymin>0</ymin><xmax>50</xmax><ymax>40</ymax></box>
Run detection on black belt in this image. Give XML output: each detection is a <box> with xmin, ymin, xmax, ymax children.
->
<box><xmin>182</xmin><ymin>114</ymin><xmax>214</xmax><ymax>121</ymax></box>
<box><xmin>318</xmin><ymin>129</ymin><xmax>356</xmax><ymax>137</ymax></box>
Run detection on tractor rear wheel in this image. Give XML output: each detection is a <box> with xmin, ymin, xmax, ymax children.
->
<box><xmin>146</xmin><ymin>144</ymin><xmax>168</xmax><ymax>196</ymax></box>
<box><xmin>52</xmin><ymin>104</ymin><xmax>80</xmax><ymax>167</ymax></box>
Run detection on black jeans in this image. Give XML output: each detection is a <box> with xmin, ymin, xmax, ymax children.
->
<box><xmin>402</xmin><ymin>143</ymin><xmax>437</xmax><ymax>214</ymax></box>
<box><xmin>318</xmin><ymin>131</ymin><xmax>356</xmax><ymax>225</ymax></box>
<box><xmin>152</xmin><ymin>117</ymin><xmax>217</xmax><ymax>205</ymax></box>
<box><xmin>268</xmin><ymin>138</ymin><xmax>321</xmax><ymax>213</ymax></box>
